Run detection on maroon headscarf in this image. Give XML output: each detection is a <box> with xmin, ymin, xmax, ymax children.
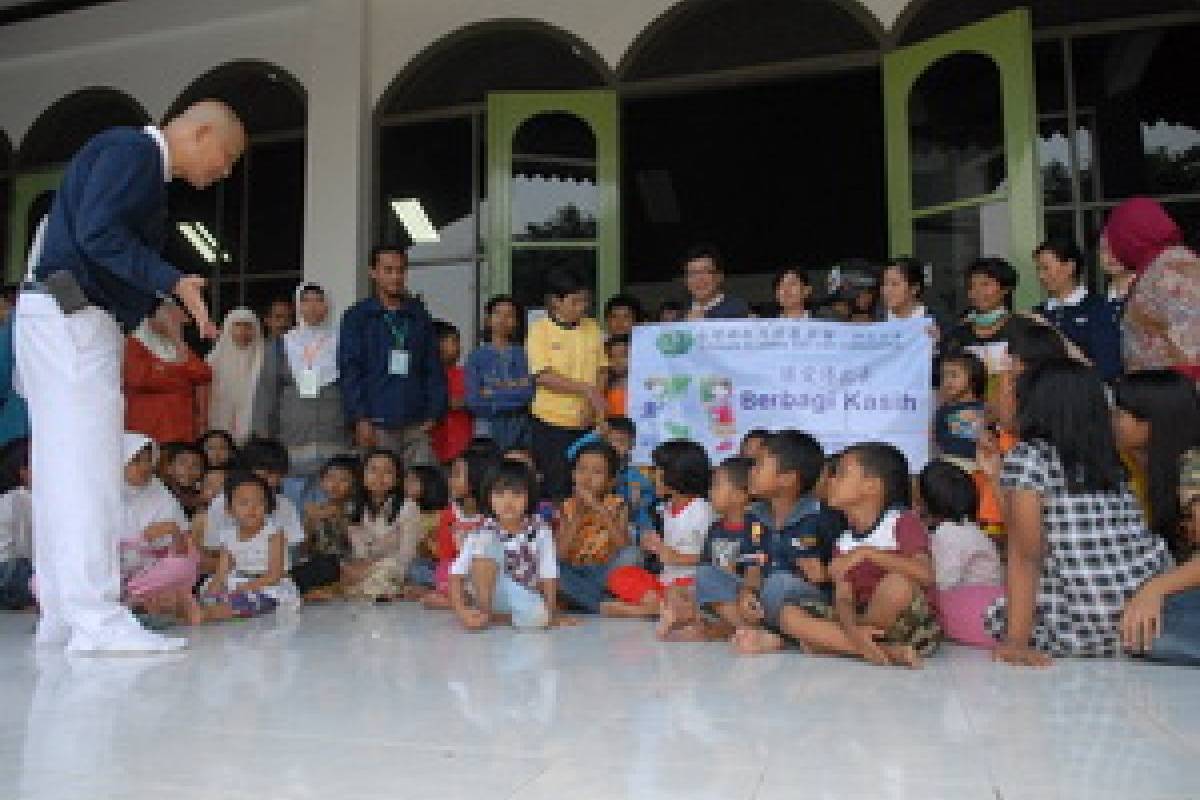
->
<box><xmin>1102</xmin><ymin>197</ymin><xmax>1184</xmax><ymax>274</ymax></box>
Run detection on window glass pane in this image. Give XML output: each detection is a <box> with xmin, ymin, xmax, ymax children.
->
<box><xmin>913</xmin><ymin>200</ymin><xmax>1010</xmax><ymax>318</ymax></box>
<box><xmin>379</xmin><ymin>118</ymin><xmax>475</xmax><ymax>261</ymax></box>
<box><xmin>221</xmin><ymin>162</ymin><xmax>245</xmax><ymax>280</ymax></box>
<box><xmin>1036</xmin><ymin>41</ymin><xmax>1073</xmax><ymax>207</ymax></box>
<box><xmin>407</xmin><ymin>260</ymin><xmax>479</xmax><ymax>347</ymax></box>
<box><xmin>512</xmin><ymin>113</ymin><xmax>597</xmax><ymax>242</ymax></box>
<box><xmin>246</xmin><ymin>139</ymin><xmax>304</xmax><ymax>274</ymax></box>
<box><xmin>166</xmin><ymin>182</ymin><xmax>223</xmax><ymax>283</ymax></box>
<box><xmin>1072</xmin><ymin>24</ymin><xmax>1200</xmax><ymax>200</ymax></box>
<box><xmin>243</xmin><ymin>276</ymin><xmax>301</xmax><ymax>321</ymax></box>
<box><xmin>909</xmin><ymin>53</ymin><xmax>1006</xmax><ymax>210</ymax></box>
<box><xmin>512</xmin><ymin>248</ymin><xmax>596</xmax><ymax>312</ymax></box>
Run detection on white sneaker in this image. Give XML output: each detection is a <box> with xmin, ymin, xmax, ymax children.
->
<box><xmin>67</xmin><ymin>627</ymin><xmax>188</xmax><ymax>655</ymax></box>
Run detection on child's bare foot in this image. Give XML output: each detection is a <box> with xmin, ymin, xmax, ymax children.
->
<box><xmin>665</xmin><ymin>621</ymin><xmax>711</xmax><ymax>642</ymax></box>
<box><xmin>304</xmin><ymin>587</ymin><xmax>336</xmax><ymax>602</ymax></box>
<box><xmin>183</xmin><ymin>597</ymin><xmax>205</xmax><ymax>626</ymax></box>
<box><xmin>655</xmin><ymin>603</ymin><xmax>678</xmax><ymax>639</ymax></box>
<box><xmin>880</xmin><ymin>643</ymin><xmax>923</xmax><ymax>669</ymax></box>
<box><xmin>731</xmin><ymin>626</ymin><xmax>784</xmax><ymax>655</ymax></box>
<box><xmin>399</xmin><ymin>585</ymin><xmax>428</xmax><ymax>602</ymax></box>
<box><xmin>422</xmin><ymin>592</ymin><xmax>451</xmax><ymax>610</ymax></box>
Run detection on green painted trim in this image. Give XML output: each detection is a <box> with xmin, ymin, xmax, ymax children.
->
<box><xmin>487</xmin><ymin>90</ymin><xmax>620</xmax><ymax>307</ymax></box>
<box><xmin>7</xmin><ymin>169</ymin><xmax>63</xmax><ymax>283</ymax></box>
<box><xmin>911</xmin><ymin>191</ymin><xmax>1007</xmax><ymax>219</ymax></box>
<box><xmin>884</xmin><ymin>9</ymin><xmax>1043</xmax><ymax>309</ymax></box>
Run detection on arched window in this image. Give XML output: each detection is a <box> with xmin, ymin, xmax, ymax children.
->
<box><xmin>16</xmin><ymin>87</ymin><xmax>149</xmax><ymax>169</ymax></box>
<box><xmin>164</xmin><ymin>60</ymin><xmax>306</xmax><ymax>321</ymax></box>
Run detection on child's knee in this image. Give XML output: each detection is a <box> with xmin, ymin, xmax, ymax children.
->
<box><xmin>872</xmin><ymin>572</ymin><xmax>918</xmax><ymax>608</ymax></box>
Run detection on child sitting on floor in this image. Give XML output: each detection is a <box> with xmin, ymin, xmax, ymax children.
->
<box><xmin>120</xmin><ymin>433</ymin><xmax>201</xmax><ymax>625</ymax></box>
<box><xmin>918</xmin><ymin>460</ymin><xmax>1003</xmax><ymax>647</ymax></box>
<box><xmin>200</xmin><ymin>471</ymin><xmax>298</xmax><ymax>620</ymax></box>
<box><xmin>423</xmin><ymin>447</ymin><xmax>494</xmax><ymax>609</ymax></box>
<box><xmin>342</xmin><ymin>449</ymin><xmax>423</xmax><ymax>601</ymax></box>
<box><xmin>291</xmin><ymin>455</ymin><xmax>359</xmax><ymax>600</ymax></box>
<box><xmin>555</xmin><ymin>441</ymin><xmax>638</xmax><ymax>613</ymax></box>
<box><xmin>658</xmin><ymin>456</ymin><xmax>760</xmax><ymax>641</ymax></box>
<box><xmin>602</xmin><ymin>440</ymin><xmax>713</xmax><ymax>618</ymax></box>
<box><xmin>734</xmin><ymin>443</ymin><xmax>941</xmax><ymax>668</ymax></box>
<box><xmin>450</xmin><ymin>459</ymin><xmax>564</xmax><ymax>630</ymax></box>
<box><xmin>403</xmin><ymin>463</ymin><xmax>450</xmax><ymax>593</ymax></box>
<box><xmin>160</xmin><ymin>441</ymin><xmax>208</xmax><ymax>516</ymax></box>
<box><xmin>0</xmin><ymin>439</ymin><xmax>33</xmax><ymax>611</ymax></box>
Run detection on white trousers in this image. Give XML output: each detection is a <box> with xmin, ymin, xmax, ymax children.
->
<box><xmin>15</xmin><ymin>292</ymin><xmax>140</xmax><ymax>647</ymax></box>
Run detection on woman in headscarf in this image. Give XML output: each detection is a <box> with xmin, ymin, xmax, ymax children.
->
<box><xmin>252</xmin><ymin>283</ymin><xmax>348</xmax><ymax>508</ymax></box>
<box><xmin>207</xmin><ymin>308</ymin><xmax>265</xmax><ymax>444</ymax></box>
<box><xmin>123</xmin><ymin>299</ymin><xmax>212</xmax><ymax>444</ymax></box>
<box><xmin>1103</xmin><ymin>198</ymin><xmax>1199</xmax><ymax>379</ymax></box>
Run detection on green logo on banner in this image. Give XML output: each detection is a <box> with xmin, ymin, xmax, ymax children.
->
<box><xmin>656</xmin><ymin>330</ymin><xmax>694</xmax><ymax>356</ymax></box>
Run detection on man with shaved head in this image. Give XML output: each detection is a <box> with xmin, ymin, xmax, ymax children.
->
<box><xmin>15</xmin><ymin>100</ymin><xmax>245</xmax><ymax>653</ymax></box>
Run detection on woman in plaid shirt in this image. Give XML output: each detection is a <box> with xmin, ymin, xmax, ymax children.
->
<box><xmin>986</xmin><ymin>360</ymin><xmax>1173</xmax><ymax>666</ymax></box>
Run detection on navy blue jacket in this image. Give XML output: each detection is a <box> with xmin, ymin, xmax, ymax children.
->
<box><xmin>36</xmin><ymin>127</ymin><xmax>180</xmax><ymax>331</ymax></box>
<box><xmin>1034</xmin><ymin>291</ymin><xmax>1123</xmax><ymax>380</ymax></box>
<box><xmin>337</xmin><ymin>295</ymin><xmax>447</xmax><ymax>429</ymax></box>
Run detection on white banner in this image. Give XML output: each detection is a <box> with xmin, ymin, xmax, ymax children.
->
<box><xmin>629</xmin><ymin>319</ymin><xmax>933</xmax><ymax>468</ymax></box>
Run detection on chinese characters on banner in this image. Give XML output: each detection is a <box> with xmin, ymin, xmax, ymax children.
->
<box><xmin>629</xmin><ymin>319</ymin><xmax>933</xmax><ymax>468</ymax></box>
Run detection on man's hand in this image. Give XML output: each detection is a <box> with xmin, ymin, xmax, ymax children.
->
<box><xmin>355</xmin><ymin>419</ymin><xmax>376</xmax><ymax>449</ymax></box>
<box><xmin>174</xmin><ymin>275</ymin><xmax>218</xmax><ymax>340</ymax></box>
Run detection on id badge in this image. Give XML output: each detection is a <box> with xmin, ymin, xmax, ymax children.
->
<box><xmin>389</xmin><ymin>349</ymin><xmax>410</xmax><ymax>376</ymax></box>
<box><xmin>297</xmin><ymin>368</ymin><xmax>320</xmax><ymax>398</ymax></box>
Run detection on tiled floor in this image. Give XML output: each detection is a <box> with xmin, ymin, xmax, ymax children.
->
<box><xmin>1</xmin><ymin>604</ymin><xmax>1197</xmax><ymax>800</ymax></box>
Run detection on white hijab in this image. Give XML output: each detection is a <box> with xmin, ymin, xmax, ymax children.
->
<box><xmin>206</xmin><ymin>308</ymin><xmax>264</xmax><ymax>443</ymax></box>
<box><xmin>282</xmin><ymin>283</ymin><xmax>338</xmax><ymax>389</ymax></box>
<box><xmin>131</xmin><ymin>303</ymin><xmax>182</xmax><ymax>363</ymax></box>
<box><xmin>120</xmin><ymin>432</ymin><xmax>187</xmax><ymax>542</ymax></box>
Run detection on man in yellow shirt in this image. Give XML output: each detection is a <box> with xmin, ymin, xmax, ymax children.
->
<box><xmin>527</xmin><ymin>269</ymin><xmax>608</xmax><ymax>499</ymax></box>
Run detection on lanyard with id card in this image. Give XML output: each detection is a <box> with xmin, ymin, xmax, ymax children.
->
<box><xmin>385</xmin><ymin>313</ymin><xmax>410</xmax><ymax>376</ymax></box>
<box><xmin>296</xmin><ymin>335</ymin><xmax>330</xmax><ymax>399</ymax></box>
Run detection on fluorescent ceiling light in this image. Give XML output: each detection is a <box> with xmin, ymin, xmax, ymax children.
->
<box><xmin>176</xmin><ymin>222</ymin><xmax>216</xmax><ymax>264</ymax></box>
<box><xmin>390</xmin><ymin>198</ymin><xmax>440</xmax><ymax>243</ymax></box>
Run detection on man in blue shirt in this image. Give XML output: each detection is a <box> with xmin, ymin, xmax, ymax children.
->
<box><xmin>338</xmin><ymin>245</ymin><xmax>447</xmax><ymax>466</ymax></box>
<box><xmin>15</xmin><ymin>101</ymin><xmax>244</xmax><ymax>654</ymax></box>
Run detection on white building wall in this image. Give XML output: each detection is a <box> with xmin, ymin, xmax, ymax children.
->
<box><xmin>0</xmin><ymin>0</ymin><xmax>913</xmax><ymax>306</ymax></box>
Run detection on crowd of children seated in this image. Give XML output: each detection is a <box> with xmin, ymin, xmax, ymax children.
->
<box><xmin>2</xmin><ymin>198</ymin><xmax>1199</xmax><ymax>671</ymax></box>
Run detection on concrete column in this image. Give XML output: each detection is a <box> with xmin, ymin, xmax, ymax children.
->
<box><xmin>302</xmin><ymin>0</ymin><xmax>369</xmax><ymax>312</ymax></box>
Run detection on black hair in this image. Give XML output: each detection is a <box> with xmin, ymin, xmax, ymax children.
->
<box><xmin>657</xmin><ymin>300</ymin><xmax>684</xmax><ymax>320</ymax></box>
<box><xmin>296</xmin><ymin>282</ymin><xmax>325</xmax><ymax>299</ymax></box>
<box><xmin>604</xmin><ymin>294</ymin><xmax>644</xmax><ymax>322</ymax></box>
<box><xmin>481</xmin><ymin>459</ymin><xmax>538</xmax><ymax>518</ymax></box>
<box><xmin>762</xmin><ymin>430</ymin><xmax>825</xmax><ymax>495</ymax></box>
<box><xmin>224</xmin><ymin>470</ymin><xmax>277</xmax><ymax>516</ymax></box>
<box><xmin>355</xmin><ymin>449</ymin><xmax>406</xmax><ymax>523</ymax></box>
<box><xmin>606</xmin><ymin>416</ymin><xmax>636</xmax><ymax>439</ymax></box>
<box><xmin>1008</xmin><ymin>324</ymin><xmax>1067</xmax><ymax>368</ymax></box>
<box><xmin>682</xmin><ymin>243</ymin><xmax>726</xmax><ymax>274</ymax></box>
<box><xmin>405</xmin><ymin>464</ymin><xmax>450</xmax><ymax>512</ymax></box>
<box><xmin>545</xmin><ymin>268</ymin><xmax>588</xmax><ymax>300</ymax></box>
<box><xmin>572</xmin><ymin>441</ymin><xmax>620</xmax><ymax>480</ymax></box>
<box><xmin>966</xmin><ymin>257</ymin><xmax>1019</xmax><ymax>308</ymax></box>
<box><xmin>1034</xmin><ymin>237</ymin><xmax>1085</xmax><ymax>283</ymax></box>
<box><xmin>885</xmin><ymin>257</ymin><xmax>926</xmax><ymax>293</ymax></box>
<box><xmin>433</xmin><ymin>318</ymin><xmax>460</xmax><ymax>342</ymax></box>
<box><xmin>238</xmin><ymin>437</ymin><xmax>290</xmax><ymax>476</ymax></box>
<box><xmin>320</xmin><ymin>454</ymin><xmax>361</xmax><ymax>478</ymax></box>
<box><xmin>750</xmin><ymin>301</ymin><xmax>778</xmax><ymax>318</ymax></box>
<box><xmin>0</xmin><ymin>438</ymin><xmax>30</xmax><ymax>494</ymax></box>
<box><xmin>161</xmin><ymin>441</ymin><xmax>207</xmax><ymax>467</ymax></box>
<box><xmin>1114</xmin><ymin>369</ymin><xmax>1200</xmax><ymax>555</ymax></box>
<box><xmin>772</xmin><ymin>266</ymin><xmax>812</xmax><ymax>294</ymax></box>
<box><xmin>198</xmin><ymin>430</ymin><xmax>238</xmax><ymax>467</ymax></box>
<box><xmin>482</xmin><ymin>294</ymin><xmax>526</xmax><ymax>343</ymax></box>
<box><xmin>919</xmin><ymin>461</ymin><xmax>979</xmax><ymax>524</ymax></box>
<box><xmin>369</xmin><ymin>243</ymin><xmax>409</xmax><ymax>267</ymax></box>
<box><xmin>939</xmin><ymin>349</ymin><xmax>988</xmax><ymax>400</ymax></box>
<box><xmin>605</xmin><ymin>333</ymin><xmax>631</xmax><ymax>352</ymax></box>
<box><xmin>840</xmin><ymin>442</ymin><xmax>912</xmax><ymax>510</ymax></box>
<box><xmin>655</xmin><ymin>439</ymin><xmax>711</xmax><ymax>498</ymax></box>
<box><xmin>459</xmin><ymin>446</ymin><xmax>502</xmax><ymax>512</ymax></box>
<box><xmin>742</xmin><ymin>429</ymin><xmax>771</xmax><ymax>448</ymax></box>
<box><xmin>1016</xmin><ymin>359</ymin><xmax>1123</xmax><ymax>493</ymax></box>
<box><xmin>716</xmin><ymin>456</ymin><xmax>754</xmax><ymax>493</ymax></box>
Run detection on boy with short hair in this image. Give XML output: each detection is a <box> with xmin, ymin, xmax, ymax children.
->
<box><xmin>527</xmin><ymin>268</ymin><xmax>607</xmax><ymax>499</ymax></box>
<box><xmin>432</xmin><ymin>319</ymin><xmax>473</xmax><ymax>464</ymax></box>
<box><xmin>604</xmin><ymin>334</ymin><xmax>631</xmax><ymax>416</ymax></box>
<box><xmin>160</xmin><ymin>441</ymin><xmax>208</xmax><ymax>515</ymax></box>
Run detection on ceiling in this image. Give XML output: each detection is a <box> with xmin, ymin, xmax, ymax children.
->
<box><xmin>0</xmin><ymin>1</ymin><xmax>125</xmax><ymax>27</ymax></box>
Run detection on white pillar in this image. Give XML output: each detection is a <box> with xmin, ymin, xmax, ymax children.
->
<box><xmin>303</xmin><ymin>0</ymin><xmax>369</xmax><ymax>312</ymax></box>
